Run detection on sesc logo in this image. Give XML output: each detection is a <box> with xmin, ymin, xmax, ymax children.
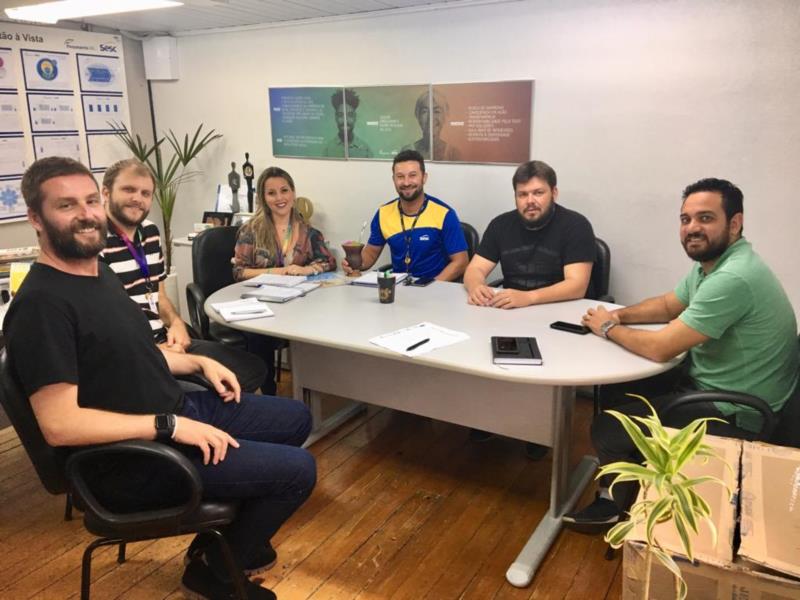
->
<box><xmin>99</xmin><ymin>44</ymin><xmax>118</xmax><ymax>53</ymax></box>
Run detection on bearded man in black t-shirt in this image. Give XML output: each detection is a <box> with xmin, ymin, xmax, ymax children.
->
<box><xmin>3</xmin><ymin>157</ymin><xmax>314</xmax><ymax>600</ymax></box>
<box><xmin>464</xmin><ymin>160</ymin><xmax>596</xmax><ymax>308</ymax></box>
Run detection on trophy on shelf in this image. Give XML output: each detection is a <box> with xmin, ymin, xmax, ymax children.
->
<box><xmin>228</xmin><ymin>161</ymin><xmax>241</xmax><ymax>213</ymax></box>
<box><xmin>243</xmin><ymin>152</ymin><xmax>254</xmax><ymax>212</ymax></box>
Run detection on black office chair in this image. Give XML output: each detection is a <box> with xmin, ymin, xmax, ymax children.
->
<box><xmin>185</xmin><ymin>226</ymin><xmax>287</xmax><ymax>382</ymax></box>
<box><xmin>460</xmin><ymin>222</ymin><xmax>480</xmax><ymax>261</ymax></box>
<box><xmin>589</xmin><ymin>238</ymin><xmax>613</xmax><ymax>302</ymax></box>
<box><xmin>0</xmin><ymin>349</ymin><xmax>246</xmax><ymax>600</ymax></box>
<box><xmin>186</xmin><ymin>226</ymin><xmax>247</xmax><ymax>346</ymax></box>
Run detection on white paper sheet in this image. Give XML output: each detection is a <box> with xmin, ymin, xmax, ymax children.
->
<box><xmin>210</xmin><ymin>297</ymin><xmax>274</xmax><ymax>322</ymax></box>
<box><xmin>369</xmin><ymin>321</ymin><xmax>469</xmax><ymax>357</ymax></box>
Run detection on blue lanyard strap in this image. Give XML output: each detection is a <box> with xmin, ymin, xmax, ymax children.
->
<box><xmin>111</xmin><ymin>223</ymin><xmax>152</xmax><ymax>288</ymax></box>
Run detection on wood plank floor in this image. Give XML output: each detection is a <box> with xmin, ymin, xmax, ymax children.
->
<box><xmin>0</xmin><ymin>374</ymin><xmax>622</xmax><ymax>599</ymax></box>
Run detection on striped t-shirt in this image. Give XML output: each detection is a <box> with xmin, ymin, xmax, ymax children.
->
<box><xmin>100</xmin><ymin>220</ymin><xmax>168</xmax><ymax>341</ymax></box>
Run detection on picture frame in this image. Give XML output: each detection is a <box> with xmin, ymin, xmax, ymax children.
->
<box><xmin>201</xmin><ymin>211</ymin><xmax>234</xmax><ymax>227</ymax></box>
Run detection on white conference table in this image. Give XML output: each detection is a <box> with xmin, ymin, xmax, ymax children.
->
<box><xmin>206</xmin><ymin>280</ymin><xmax>677</xmax><ymax>587</ymax></box>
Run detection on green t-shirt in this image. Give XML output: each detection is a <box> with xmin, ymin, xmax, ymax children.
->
<box><xmin>675</xmin><ymin>238</ymin><xmax>798</xmax><ymax>431</ymax></box>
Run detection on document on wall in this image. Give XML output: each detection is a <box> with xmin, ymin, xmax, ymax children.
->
<box><xmin>0</xmin><ymin>93</ymin><xmax>23</xmax><ymax>133</ymax></box>
<box><xmin>369</xmin><ymin>322</ymin><xmax>469</xmax><ymax>357</ymax></box>
<box><xmin>33</xmin><ymin>134</ymin><xmax>81</xmax><ymax>161</ymax></box>
<box><xmin>27</xmin><ymin>93</ymin><xmax>77</xmax><ymax>132</ymax></box>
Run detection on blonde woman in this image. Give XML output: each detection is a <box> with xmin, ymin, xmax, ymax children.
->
<box><xmin>233</xmin><ymin>167</ymin><xmax>335</xmax><ymax>281</ymax></box>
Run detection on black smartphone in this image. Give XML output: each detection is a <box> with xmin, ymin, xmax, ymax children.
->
<box><xmin>410</xmin><ymin>276</ymin><xmax>435</xmax><ymax>287</ymax></box>
<box><xmin>496</xmin><ymin>337</ymin><xmax>519</xmax><ymax>353</ymax></box>
<box><xmin>550</xmin><ymin>321</ymin><xmax>590</xmax><ymax>335</ymax></box>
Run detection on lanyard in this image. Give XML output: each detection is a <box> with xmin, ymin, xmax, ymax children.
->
<box><xmin>275</xmin><ymin>220</ymin><xmax>293</xmax><ymax>266</ymax></box>
<box><xmin>398</xmin><ymin>198</ymin><xmax>426</xmax><ymax>269</ymax></box>
<box><xmin>111</xmin><ymin>222</ymin><xmax>152</xmax><ymax>294</ymax></box>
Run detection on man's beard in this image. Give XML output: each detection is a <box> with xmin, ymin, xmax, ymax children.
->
<box><xmin>42</xmin><ymin>217</ymin><xmax>107</xmax><ymax>259</ymax></box>
<box><xmin>518</xmin><ymin>202</ymin><xmax>555</xmax><ymax>231</ymax></box>
<box><xmin>398</xmin><ymin>185</ymin><xmax>424</xmax><ymax>204</ymax></box>
<box><xmin>109</xmin><ymin>197</ymin><xmax>149</xmax><ymax>228</ymax></box>
<box><xmin>682</xmin><ymin>231</ymin><xmax>730</xmax><ymax>262</ymax></box>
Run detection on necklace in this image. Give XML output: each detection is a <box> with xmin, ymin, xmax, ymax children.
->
<box><xmin>276</xmin><ymin>220</ymin><xmax>293</xmax><ymax>265</ymax></box>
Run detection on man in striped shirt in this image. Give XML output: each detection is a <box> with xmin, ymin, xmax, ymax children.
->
<box><xmin>100</xmin><ymin>158</ymin><xmax>268</xmax><ymax>393</ymax></box>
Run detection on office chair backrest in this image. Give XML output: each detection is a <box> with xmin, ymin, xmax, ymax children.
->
<box><xmin>461</xmin><ymin>222</ymin><xmax>480</xmax><ymax>261</ymax></box>
<box><xmin>191</xmin><ymin>226</ymin><xmax>239</xmax><ymax>297</ymax></box>
<box><xmin>0</xmin><ymin>349</ymin><xmax>68</xmax><ymax>495</ymax></box>
<box><xmin>587</xmin><ymin>237</ymin><xmax>611</xmax><ymax>301</ymax></box>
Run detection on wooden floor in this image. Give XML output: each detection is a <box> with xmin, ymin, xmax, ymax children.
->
<box><xmin>0</xmin><ymin>374</ymin><xmax>622</xmax><ymax>599</ymax></box>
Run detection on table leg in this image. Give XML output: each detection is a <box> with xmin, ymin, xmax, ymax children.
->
<box><xmin>505</xmin><ymin>386</ymin><xmax>599</xmax><ymax>587</ymax></box>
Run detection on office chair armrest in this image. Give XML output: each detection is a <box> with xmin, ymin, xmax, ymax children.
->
<box><xmin>596</xmin><ymin>294</ymin><xmax>616</xmax><ymax>303</ymax></box>
<box><xmin>186</xmin><ymin>282</ymin><xmax>209</xmax><ymax>339</ymax></box>
<box><xmin>659</xmin><ymin>390</ymin><xmax>777</xmax><ymax>441</ymax></box>
<box><xmin>66</xmin><ymin>440</ymin><xmax>203</xmax><ymax>528</ymax></box>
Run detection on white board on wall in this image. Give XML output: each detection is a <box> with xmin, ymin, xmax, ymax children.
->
<box><xmin>0</xmin><ymin>24</ymin><xmax>131</xmax><ymax>224</ymax></box>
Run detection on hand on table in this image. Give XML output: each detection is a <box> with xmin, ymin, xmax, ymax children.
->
<box><xmin>467</xmin><ymin>284</ymin><xmax>495</xmax><ymax>306</ymax></box>
<box><xmin>582</xmin><ymin>305</ymin><xmax>619</xmax><ymax>336</ymax></box>
<box><xmin>488</xmin><ymin>289</ymin><xmax>533</xmax><ymax>310</ymax></box>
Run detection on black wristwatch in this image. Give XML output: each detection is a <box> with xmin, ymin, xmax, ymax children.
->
<box><xmin>154</xmin><ymin>413</ymin><xmax>176</xmax><ymax>441</ymax></box>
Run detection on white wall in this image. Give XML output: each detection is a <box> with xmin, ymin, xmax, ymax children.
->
<box><xmin>148</xmin><ymin>0</ymin><xmax>800</xmax><ymax>311</ymax></box>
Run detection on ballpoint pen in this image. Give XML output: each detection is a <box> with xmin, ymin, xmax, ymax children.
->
<box><xmin>231</xmin><ymin>308</ymin><xmax>267</xmax><ymax>315</ymax></box>
<box><xmin>405</xmin><ymin>338</ymin><xmax>430</xmax><ymax>352</ymax></box>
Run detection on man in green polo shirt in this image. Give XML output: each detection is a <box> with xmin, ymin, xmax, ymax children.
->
<box><xmin>563</xmin><ymin>177</ymin><xmax>798</xmax><ymax>529</ymax></box>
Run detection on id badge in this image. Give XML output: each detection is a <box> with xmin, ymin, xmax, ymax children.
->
<box><xmin>147</xmin><ymin>293</ymin><xmax>158</xmax><ymax>314</ymax></box>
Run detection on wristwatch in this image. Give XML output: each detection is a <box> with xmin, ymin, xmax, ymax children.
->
<box><xmin>154</xmin><ymin>413</ymin><xmax>176</xmax><ymax>442</ymax></box>
<box><xmin>600</xmin><ymin>320</ymin><xmax>618</xmax><ymax>339</ymax></box>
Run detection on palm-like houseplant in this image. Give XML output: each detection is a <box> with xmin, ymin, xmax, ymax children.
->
<box><xmin>601</xmin><ymin>395</ymin><xmax>733</xmax><ymax>599</ymax></box>
<box><xmin>112</xmin><ymin>122</ymin><xmax>222</xmax><ymax>271</ymax></box>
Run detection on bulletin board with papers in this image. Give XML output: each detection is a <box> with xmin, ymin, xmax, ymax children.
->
<box><xmin>0</xmin><ymin>24</ymin><xmax>130</xmax><ymax>224</ymax></box>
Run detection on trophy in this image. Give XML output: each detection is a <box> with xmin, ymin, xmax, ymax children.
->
<box><xmin>228</xmin><ymin>162</ymin><xmax>241</xmax><ymax>213</ymax></box>
<box><xmin>243</xmin><ymin>152</ymin><xmax>254</xmax><ymax>212</ymax></box>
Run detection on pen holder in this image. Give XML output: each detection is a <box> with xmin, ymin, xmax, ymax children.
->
<box><xmin>342</xmin><ymin>242</ymin><xmax>364</xmax><ymax>272</ymax></box>
<box><xmin>378</xmin><ymin>275</ymin><xmax>396</xmax><ymax>304</ymax></box>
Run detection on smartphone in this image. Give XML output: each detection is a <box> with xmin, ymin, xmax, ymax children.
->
<box><xmin>550</xmin><ymin>321</ymin><xmax>590</xmax><ymax>335</ymax></box>
<box><xmin>410</xmin><ymin>276</ymin><xmax>435</xmax><ymax>287</ymax></box>
<box><xmin>496</xmin><ymin>337</ymin><xmax>519</xmax><ymax>353</ymax></box>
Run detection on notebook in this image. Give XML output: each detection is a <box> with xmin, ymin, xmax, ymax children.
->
<box><xmin>350</xmin><ymin>271</ymin><xmax>409</xmax><ymax>287</ymax></box>
<box><xmin>241</xmin><ymin>285</ymin><xmax>306</xmax><ymax>303</ymax></box>
<box><xmin>491</xmin><ymin>336</ymin><xmax>543</xmax><ymax>365</ymax></box>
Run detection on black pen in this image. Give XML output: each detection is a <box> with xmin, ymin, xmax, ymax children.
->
<box><xmin>406</xmin><ymin>338</ymin><xmax>430</xmax><ymax>352</ymax></box>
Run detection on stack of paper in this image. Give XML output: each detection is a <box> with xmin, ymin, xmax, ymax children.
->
<box><xmin>210</xmin><ymin>298</ymin><xmax>274</xmax><ymax>322</ymax></box>
<box><xmin>241</xmin><ymin>285</ymin><xmax>308</xmax><ymax>303</ymax></box>
<box><xmin>350</xmin><ymin>271</ymin><xmax>409</xmax><ymax>287</ymax></box>
<box><xmin>369</xmin><ymin>322</ymin><xmax>469</xmax><ymax>357</ymax></box>
<box><xmin>244</xmin><ymin>273</ymin><xmax>308</xmax><ymax>287</ymax></box>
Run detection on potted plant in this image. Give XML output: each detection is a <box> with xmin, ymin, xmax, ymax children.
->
<box><xmin>601</xmin><ymin>395</ymin><xmax>733</xmax><ymax>600</ymax></box>
<box><xmin>112</xmin><ymin>122</ymin><xmax>222</xmax><ymax>271</ymax></box>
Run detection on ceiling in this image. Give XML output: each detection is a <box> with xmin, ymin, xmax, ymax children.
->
<box><xmin>0</xmin><ymin>0</ymin><xmax>507</xmax><ymax>36</ymax></box>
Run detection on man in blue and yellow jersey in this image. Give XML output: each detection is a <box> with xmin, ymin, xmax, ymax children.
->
<box><xmin>343</xmin><ymin>149</ymin><xmax>468</xmax><ymax>281</ymax></box>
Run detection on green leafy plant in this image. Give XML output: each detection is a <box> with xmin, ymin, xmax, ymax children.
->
<box><xmin>112</xmin><ymin>122</ymin><xmax>222</xmax><ymax>271</ymax></box>
<box><xmin>601</xmin><ymin>395</ymin><xmax>733</xmax><ymax>599</ymax></box>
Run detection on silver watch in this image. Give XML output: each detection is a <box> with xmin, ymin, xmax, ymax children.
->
<box><xmin>600</xmin><ymin>320</ymin><xmax>618</xmax><ymax>339</ymax></box>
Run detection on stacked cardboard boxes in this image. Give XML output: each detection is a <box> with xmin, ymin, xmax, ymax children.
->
<box><xmin>623</xmin><ymin>438</ymin><xmax>800</xmax><ymax>599</ymax></box>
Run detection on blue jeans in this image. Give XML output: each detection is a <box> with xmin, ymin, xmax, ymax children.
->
<box><xmin>178</xmin><ymin>391</ymin><xmax>315</xmax><ymax>571</ymax></box>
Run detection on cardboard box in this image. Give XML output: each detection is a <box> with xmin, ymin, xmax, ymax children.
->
<box><xmin>622</xmin><ymin>435</ymin><xmax>800</xmax><ymax>600</ymax></box>
<box><xmin>739</xmin><ymin>442</ymin><xmax>800</xmax><ymax>579</ymax></box>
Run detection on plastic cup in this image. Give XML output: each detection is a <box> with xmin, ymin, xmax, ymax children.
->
<box><xmin>378</xmin><ymin>275</ymin><xmax>396</xmax><ymax>304</ymax></box>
